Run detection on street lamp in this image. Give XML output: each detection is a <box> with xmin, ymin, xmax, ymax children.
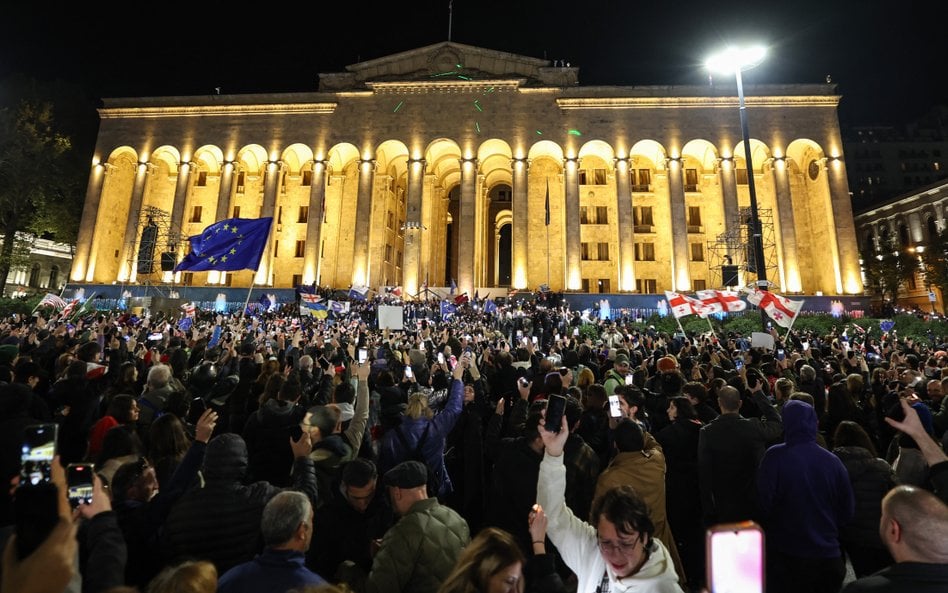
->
<box><xmin>707</xmin><ymin>45</ymin><xmax>768</xmax><ymax>326</ymax></box>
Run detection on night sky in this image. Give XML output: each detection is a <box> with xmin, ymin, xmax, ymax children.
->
<box><xmin>1</xmin><ymin>1</ymin><xmax>943</xmax><ymax>144</ymax></box>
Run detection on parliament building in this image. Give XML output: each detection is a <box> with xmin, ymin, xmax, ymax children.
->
<box><xmin>71</xmin><ymin>42</ymin><xmax>863</xmax><ymax>299</ymax></box>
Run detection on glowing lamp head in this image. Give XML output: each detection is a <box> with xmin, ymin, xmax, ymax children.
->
<box><xmin>706</xmin><ymin>45</ymin><xmax>767</xmax><ymax>75</ymax></box>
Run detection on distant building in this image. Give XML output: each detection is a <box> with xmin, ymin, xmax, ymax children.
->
<box><xmin>71</xmin><ymin>42</ymin><xmax>863</xmax><ymax>297</ymax></box>
<box><xmin>853</xmin><ymin>180</ymin><xmax>947</xmax><ymax>313</ymax></box>
<box><xmin>3</xmin><ymin>233</ymin><xmax>72</xmax><ymax>297</ymax></box>
<box><xmin>845</xmin><ymin>105</ymin><xmax>948</xmax><ymax>206</ymax></box>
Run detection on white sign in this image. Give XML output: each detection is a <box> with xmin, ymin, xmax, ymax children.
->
<box><xmin>377</xmin><ymin>305</ymin><xmax>404</xmax><ymax>330</ymax></box>
<box><xmin>929</xmin><ymin>291</ymin><xmax>937</xmax><ymax>302</ymax></box>
<box><xmin>751</xmin><ymin>331</ymin><xmax>775</xmax><ymax>351</ymax></box>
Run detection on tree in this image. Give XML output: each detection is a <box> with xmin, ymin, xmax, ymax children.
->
<box><xmin>0</xmin><ymin>82</ymin><xmax>80</xmax><ymax>295</ymax></box>
<box><xmin>861</xmin><ymin>237</ymin><xmax>917</xmax><ymax>304</ymax></box>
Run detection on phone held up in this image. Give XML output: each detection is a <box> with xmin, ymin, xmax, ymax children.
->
<box><xmin>544</xmin><ymin>394</ymin><xmax>568</xmax><ymax>433</ymax></box>
<box><xmin>16</xmin><ymin>424</ymin><xmax>60</xmax><ymax>560</ymax></box>
<box><xmin>358</xmin><ymin>348</ymin><xmax>368</xmax><ymax>364</ymax></box>
<box><xmin>67</xmin><ymin>463</ymin><xmax>95</xmax><ymax>508</ymax></box>
<box><xmin>20</xmin><ymin>423</ymin><xmax>57</xmax><ymax>486</ymax></box>
<box><xmin>608</xmin><ymin>395</ymin><xmax>622</xmax><ymax>418</ymax></box>
<box><xmin>707</xmin><ymin>521</ymin><xmax>765</xmax><ymax>593</ymax></box>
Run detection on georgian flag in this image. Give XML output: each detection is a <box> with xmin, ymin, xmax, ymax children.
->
<box><xmin>664</xmin><ymin>291</ymin><xmax>705</xmax><ymax>319</ymax></box>
<box><xmin>742</xmin><ymin>288</ymin><xmax>804</xmax><ymax>329</ymax></box>
<box><xmin>300</xmin><ymin>293</ymin><xmax>322</xmax><ymax>305</ymax></box>
<box><xmin>696</xmin><ymin>289</ymin><xmax>747</xmax><ymax>316</ymax></box>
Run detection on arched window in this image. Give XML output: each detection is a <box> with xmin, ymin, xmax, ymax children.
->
<box><xmin>48</xmin><ymin>266</ymin><xmax>60</xmax><ymax>290</ymax></box>
<box><xmin>927</xmin><ymin>216</ymin><xmax>939</xmax><ymax>240</ymax></box>
<box><xmin>28</xmin><ymin>264</ymin><xmax>41</xmax><ymax>288</ymax></box>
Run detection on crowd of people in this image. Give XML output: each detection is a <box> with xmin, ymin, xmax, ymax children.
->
<box><xmin>0</xmin><ymin>293</ymin><xmax>947</xmax><ymax>593</ymax></box>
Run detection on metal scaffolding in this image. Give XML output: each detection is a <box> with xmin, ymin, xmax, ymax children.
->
<box><xmin>706</xmin><ymin>206</ymin><xmax>779</xmax><ymax>289</ymax></box>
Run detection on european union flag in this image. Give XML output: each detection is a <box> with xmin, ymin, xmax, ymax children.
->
<box><xmin>484</xmin><ymin>298</ymin><xmax>497</xmax><ymax>314</ymax></box>
<box><xmin>440</xmin><ymin>301</ymin><xmax>456</xmax><ymax>318</ymax></box>
<box><xmin>174</xmin><ymin>217</ymin><xmax>273</xmax><ymax>272</ymax></box>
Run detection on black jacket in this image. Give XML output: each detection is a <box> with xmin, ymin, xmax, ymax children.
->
<box><xmin>161</xmin><ymin>433</ymin><xmax>317</xmax><ymax>575</ymax></box>
<box><xmin>833</xmin><ymin>446</ymin><xmax>896</xmax><ymax>550</ymax></box>
<box><xmin>242</xmin><ymin>398</ymin><xmax>307</xmax><ymax>486</ymax></box>
<box><xmin>485</xmin><ymin>411</ymin><xmax>542</xmax><ymax>553</ymax></box>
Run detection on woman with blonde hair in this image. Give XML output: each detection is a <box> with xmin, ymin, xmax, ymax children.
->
<box><xmin>438</xmin><ymin>527</ymin><xmax>525</xmax><ymax>593</ymax></box>
<box><xmin>146</xmin><ymin>560</ymin><xmax>217</xmax><ymax>593</ymax></box>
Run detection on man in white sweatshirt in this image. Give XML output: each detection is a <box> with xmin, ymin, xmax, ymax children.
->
<box><xmin>537</xmin><ymin>413</ymin><xmax>683</xmax><ymax>593</ymax></box>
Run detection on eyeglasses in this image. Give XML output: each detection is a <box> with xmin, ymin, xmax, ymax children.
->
<box><xmin>597</xmin><ymin>537</ymin><xmax>641</xmax><ymax>555</ymax></box>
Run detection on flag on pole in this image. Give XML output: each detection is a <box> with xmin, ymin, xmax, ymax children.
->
<box><xmin>258</xmin><ymin>293</ymin><xmax>272</xmax><ymax>311</ymax></box>
<box><xmin>34</xmin><ymin>293</ymin><xmax>67</xmax><ymax>311</ymax></box>
<box><xmin>174</xmin><ymin>217</ymin><xmax>273</xmax><ymax>272</ymax></box>
<box><xmin>390</xmin><ymin>286</ymin><xmax>403</xmax><ymax>298</ymax></box>
<box><xmin>440</xmin><ymin>301</ymin><xmax>456</xmax><ymax>318</ymax></box>
<box><xmin>544</xmin><ymin>179</ymin><xmax>551</xmax><ymax>226</ymax></box>
<box><xmin>300</xmin><ymin>293</ymin><xmax>322</xmax><ymax>305</ymax></box>
<box><xmin>484</xmin><ymin>298</ymin><xmax>497</xmax><ymax>314</ymax></box>
<box><xmin>695</xmin><ymin>290</ymin><xmax>747</xmax><ymax>315</ymax></box>
<box><xmin>664</xmin><ymin>291</ymin><xmax>705</xmax><ymax>319</ymax></box>
<box><xmin>450</xmin><ymin>278</ymin><xmax>457</xmax><ymax>295</ymax></box>
<box><xmin>328</xmin><ymin>300</ymin><xmax>350</xmax><ymax>314</ymax></box>
<box><xmin>742</xmin><ymin>288</ymin><xmax>804</xmax><ymax>329</ymax></box>
<box><xmin>177</xmin><ymin>316</ymin><xmax>193</xmax><ymax>331</ymax></box>
<box><xmin>348</xmin><ymin>286</ymin><xmax>369</xmax><ymax>301</ymax></box>
<box><xmin>60</xmin><ymin>298</ymin><xmax>80</xmax><ymax>318</ymax></box>
<box><xmin>454</xmin><ymin>293</ymin><xmax>469</xmax><ymax>306</ymax></box>
<box><xmin>181</xmin><ymin>302</ymin><xmax>196</xmax><ymax>317</ymax></box>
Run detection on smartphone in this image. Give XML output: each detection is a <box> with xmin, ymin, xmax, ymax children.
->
<box><xmin>517</xmin><ymin>330</ymin><xmax>523</xmax><ymax>338</ymax></box>
<box><xmin>608</xmin><ymin>395</ymin><xmax>622</xmax><ymax>418</ymax></box>
<box><xmin>148</xmin><ymin>332</ymin><xmax>163</xmax><ymax>341</ymax></box>
<box><xmin>20</xmin><ymin>424</ymin><xmax>58</xmax><ymax>486</ymax></box>
<box><xmin>545</xmin><ymin>394</ymin><xmax>568</xmax><ymax>433</ymax></box>
<box><xmin>67</xmin><ymin>463</ymin><xmax>95</xmax><ymax>508</ymax></box>
<box><xmin>404</xmin><ymin>365</ymin><xmax>414</xmax><ymax>379</ymax></box>
<box><xmin>624</xmin><ymin>374</ymin><xmax>635</xmax><ymax>386</ymax></box>
<box><xmin>518</xmin><ymin>376</ymin><xmax>529</xmax><ymax>388</ymax></box>
<box><xmin>707</xmin><ymin>521</ymin><xmax>765</xmax><ymax>593</ymax></box>
<box><xmin>317</xmin><ymin>356</ymin><xmax>330</xmax><ymax>370</ymax></box>
<box><xmin>358</xmin><ymin>348</ymin><xmax>368</xmax><ymax>364</ymax></box>
<box><xmin>532</xmin><ymin>336</ymin><xmax>538</xmax><ymax>345</ymax></box>
<box><xmin>734</xmin><ymin>358</ymin><xmax>744</xmax><ymax>371</ymax></box>
<box><xmin>776</xmin><ymin>349</ymin><xmax>785</xmax><ymax>361</ymax></box>
<box><xmin>573</xmin><ymin>328</ymin><xmax>579</xmax><ymax>337</ymax></box>
<box><xmin>437</xmin><ymin>352</ymin><xmax>445</xmax><ymax>365</ymax></box>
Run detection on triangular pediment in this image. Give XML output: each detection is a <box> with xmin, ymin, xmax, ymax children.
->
<box><xmin>318</xmin><ymin>42</ymin><xmax>578</xmax><ymax>91</ymax></box>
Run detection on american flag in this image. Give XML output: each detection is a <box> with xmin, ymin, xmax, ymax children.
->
<box><xmin>181</xmin><ymin>302</ymin><xmax>196</xmax><ymax>317</ymax></box>
<box><xmin>36</xmin><ymin>293</ymin><xmax>67</xmax><ymax>310</ymax></box>
<box><xmin>60</xmin><ymin>299</ymin><xmax>80</xmax><ymax>318</ymax></box>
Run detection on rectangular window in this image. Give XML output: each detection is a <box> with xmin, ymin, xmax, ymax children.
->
<box><xmin>190</xmin><ymin>205</ymin><xmax>202</xmax><ymax>223</ymax></box>
<box><xmin>236</xmin><ymin>172</ymin><xmax>245</xmax><ymax>193</ymax></box>
<box><xmin>196</xmin><ymin>171</ymin><xmax>208</xmax><ymax>187</ymax></box>
<box><xmin>581</xmin><ymin>278</ymin><xmax>590</xmax><ymax>292</ymax></box>
<box><xmin>736</xmin><ymin>168</ymin><xmax>749</xmax><ymax>185</ymax></box>
<box><xmin>274</xmin><ymin>240</ymin><xmax>279</xmax><ymax>256</ymax></box>
<box><xmin>631</xmin><ymin>169</ymin><xmax>652</xmax><ymax>191</ymax></box>
<box><xmin>693</xmin><ymin>279</ymin><xmax>707</xmax><ymax>291</ymax></box>
<box><xmin>580</xmin><ymin>207</ymin><xmax>590</xmax><ymax>224</ymax></box>
<box><xmin>581</xmin><ymin>242</ymin><xmax>591</xmax><ymax>261</ymax></box>
<box><xmin>636</xmin><ymin>278</ymin><xmax>657</xmax><ymax>293</ymax></box>
<box><xmin>688</xmin><ymin>206</ymin><xmax>702</xmax><ymax>227</ymax></box>
<box><xmin>385</xmin><ymin>244</ymin><xmax>393</xmax><ymax>262</ymax></box>
<box><xmin>593</xmin><ymin>168</ymin><xmax>607</xmax><ymax>185</ymax></box>
<box><xmin>387</xmin><ymin>211</ymin><xmax>395</xmax><ymax>230</ymax></box>
<box><xmin>596</xmin><ymin>206</ymin><xmax>608</xmax><ymax>224</ymax></box>
<box><xmin>302</xmin><ymin>170</ymin><xmax>313</xmax><ymax>186</ymax></box>
<box><xmin>633</xmin><ymin>206</ymin><xmax>654</xmax><ymax>231</ymax></box>
<box><xmin>292</xmin><ymin>274</ymin><xmax>303</xmax><ymax>287</ymax></box>
<box><xmin>598</xmin><ymin>242</ymin><xmax>610</xmax><ymax>260</ymax></box>
<box><xmin>181</xmin><ymin>272</ymin><xmax>194</xmax><ymax>286</ymax></box>
<box><xmin>280</xmin><ymin>171</ymin><xmax>287</xmax><ymax>194</ymax></box>
<box><xmin>224</xmin><ymin>273</ymin><xmax>233</xmax><ymax>287</ymax></box>
<box><xmin>635</xmin><ymin>242</ymin><xmax>655</xmax><ymax>261</ymax></box>
<box><xmin>690</xmin><ymin>243</ymin><xmax>704</xmax><ymax>261</ymax></box>
<box><xmin>277</xmin><ymin>206</ymin><xmax>283</xmax><ymax>224</ymax></box>
<box><xmin>578</xmin><ymin>169</ymin><xmax>588</xmax><ymax>185</ymax></box>
<box><xmin>599</xmin><ymin>278</ymin><xmax>611</xmax><ymax>292</ymax></box>
<box><xmin>684</xmin><ymin>168</ymin><xmax>698</xmax><ymax>192</ymax></box>
<box><xmin>232</xmin><ymin>205</ymin><xmax>241</xmax><ymax>218</ymax></box>
<box><xmin>298</xmin><ymin>206</ymin><xmax>309</xmax><ymax>223</ymax></box>
<box><xmin>295</xmin><ymin>240</ymin><xmax>305</xmax><ymax>258</ymax></box>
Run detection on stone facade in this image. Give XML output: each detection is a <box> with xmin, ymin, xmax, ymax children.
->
<box><xmin>71</xmin><ymin>42</ymin><xmax>863</xmax><ymax>297</ymax></box>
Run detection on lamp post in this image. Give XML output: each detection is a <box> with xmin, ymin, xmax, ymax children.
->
<box><xmin>707</xmin><ymin>45</ymin><xmax>769</xmax><ymax>327</ymax></box>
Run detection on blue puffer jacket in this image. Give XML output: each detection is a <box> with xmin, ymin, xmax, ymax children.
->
<box><xmin>377</xmin><ymin>378</ymin><xmax>463</xmax><ymax>497</ymax></box>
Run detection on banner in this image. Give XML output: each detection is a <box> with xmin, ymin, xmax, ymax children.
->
<box><xmin>378</xmin><ymin>305</ymin><xmax>404</xmax><ymax>330</ymax></box>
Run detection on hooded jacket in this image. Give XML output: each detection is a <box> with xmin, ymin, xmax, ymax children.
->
<box><xmin>161</xmin><ymin>433</ymin><xmax>317</xmax><ymax>574</ymax></box>
<box><xmin>757</xmin><ymin>400</ymin><xmax>855</xmax><ymax>558</ymax></box>
<box><xmin>242</xmin><ymin>397</ymin><xmax>307</xmax><ymax>486</ymax></box>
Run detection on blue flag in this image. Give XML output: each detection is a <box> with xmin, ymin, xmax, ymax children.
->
<box><xmin>259</xmin><ymin>293</ymin><xmax>272</xmax><ymax>310</ymax></box>
<box><xmin>880</xmin><ymin>320</ymin><xmax>895</xmax><ymax>333</ymax></box>
<box><xmin>177</xmin><ymin>316</ymin><xmax>193</xmax><ymax>331</ymax></box>
<box><xmin>484</xmin><ymin>298</ymin><xmax>497</xmax><ymax>314</ymax></box>
<box><xmin>349</xmin><ymin>286</ymin><xmax>369</xmax><ymax>301</ymax></box>
<box><xmin>450</xmin><ymin>278</ymin><xmax>457</xmax><ymax>295</ymax></box>
<box><xmin>174</xmin><ymin>217</ymin><xmax>273</xmax><ymax>272</ymax></box>
<box><xmin>441</xmin><ymin>301</ymin><xmax>456</xmax><ymax>318</ymax></box>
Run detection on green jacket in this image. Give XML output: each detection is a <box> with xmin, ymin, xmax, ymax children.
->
<box><xmin>365</xmin><ymin>498</ymin><xmax>470</xmax><ymax>593</ymax></box>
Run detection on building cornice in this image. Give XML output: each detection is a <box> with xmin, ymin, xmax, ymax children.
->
<box><xmin>556</xmin><ymin>95</ymin><xmax>840</xmax><ymax>110</ymax></box>
<box><xmin>99</xmin><ymin>103</ymin><xmax>337</xmax><ymax>119</ymax></box>
<box><xmin>365</xmin><ymin>79</ymin><xmax>524</xmax><ymax>93</ymax></box>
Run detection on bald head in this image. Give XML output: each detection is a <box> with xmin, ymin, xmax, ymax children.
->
<box><xmin>717</xmin><ymin>385</ymin><xmax>742</xmax><ymax>413</ymax></box>
<box><xmin>881</xmin><ymin>485</ymin><xmax>948</xmax><ymax>563</ymax></box>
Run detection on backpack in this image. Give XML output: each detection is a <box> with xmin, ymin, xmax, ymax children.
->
<box><xmin>393</xmin><ymin>423</ymin><xmax>443</xmax><ymax>498</ymax></box>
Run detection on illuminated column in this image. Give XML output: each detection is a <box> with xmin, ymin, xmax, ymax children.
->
<box><xmin>666</xmin><ymin>157</ymin><xmax>691</xmax><ymax>291</ymax></box>
<box><xmin>208</xmin><ymin>161</ymin><xmax>236</xmax><ymax>285</ymax></box>
<box><xmin>302</xmin><ymin>159</ymin><xmax>328</xmax><ymax>286</ymax></box>
<box><xmin>71</xmin><ymin>161</ymin><xmax>110</xmax><ymax>282</ymax></box>
<box><xmin>564</xmin><ymin>157</ymin><xmax>581</xmax><ymax>290</ymax></box>
<box><xmin>351</xmin><ymin>158</ymin><xmax>375</xmax><ymax>287</ymax></box>
<box><xmin>771</xmin><ymin>158</ymin><xmax>801</xmax><ymax>292</ymax></box>
<box><xmin>458</xmin><ymin>158</ymin><xmax>477</xmax><ymax>297</ymax></box>
<box><xmin>718</xmin><ymin>156</ymin><xmax>739</xmax><ymax>240</ymax></box>
<box><xmin>169</xmin><ymin>161</ymin><xmax>193</xmax><ymax>251</ymax></box>
<box><xmin>824</xmin><ymin>156</ymin><xmax>863</xmax><ymax>293</ymax></box>
<box><xmin>614</xmin><ymin>157</ymin><xmax>635</xmax><ymax>291</ymax></box>
<box><xmin>402</xmin><ymin>158</ymin><xmax>426</xmax><ymax>296</ymax></box>
<box><xmin>118</xmin><ymin>162</ymin><xmax>150</xmax><ymax>282</ymax></box>
<box><xmin>254</xmin><ymin>160</ymin><xmax>281</xmax><ymax>285</ymax></box>
<box><xmin>908</xmin><ymin>211</ymin><xmax>924</xmax><ymax>244</ymax></box>
<box><xmin>511</xmin><ymin>157</ymin><xmax>528</xmax><ymax>288</ymax></box>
